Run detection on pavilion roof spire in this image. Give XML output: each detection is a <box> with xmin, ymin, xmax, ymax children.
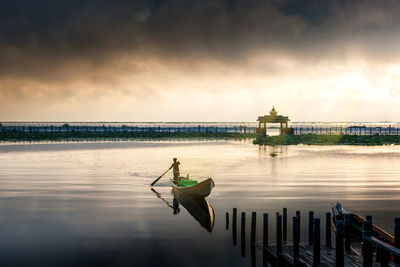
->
<box><xmin>270</xmin><ymin>105</ymin><xmax>277</xmax><ymax>116</ymax></box>
<box><xmin>257</xmin><ymin>106</ymin><xmax>289</xmax><ymax>123</ymax></box>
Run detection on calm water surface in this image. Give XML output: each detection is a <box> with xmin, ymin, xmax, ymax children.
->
<box><xmin>0</xmin><ymin>141</ymin><xmax>400</xmax><ymax>266</ymax></box>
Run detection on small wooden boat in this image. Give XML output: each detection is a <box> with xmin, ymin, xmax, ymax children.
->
<box><xmin>171</xmin><ymin>177</ymin><xmax>215</xmax><ymax>197</ymax></box>
<box><xmin>331</xmin><ymin>202</ymin><xmax>394</xmax><ymax>245</ymax></box>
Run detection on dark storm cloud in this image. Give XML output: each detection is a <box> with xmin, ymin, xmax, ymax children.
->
<box><xmin>1</xmin><ymin>0</ymin><xmax>400</xmax><ymax>81</ymax></box>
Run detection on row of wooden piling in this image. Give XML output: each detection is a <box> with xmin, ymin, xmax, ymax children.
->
<box><xmin>227</xmin><ymin>208</ymin><xmax>329</xmax><ymax>266</ymax></box>
<box><xmin>0</xmin><ymin>125</ymin><xmax>254</xmax><ymax>134</ymax></box>
<box><xmin>3</xmin><ymin>124</ymin><xmax>400</xmax><ymax>136</ymax></box>
<box><xmin>294</xmin><ymin>126</ymin><xmax>400</xmax><ymax>136</ymax></box>
<box><xmin>226</xmin><ymin>208</ymin><xmax>400</xmax><ymax>267</ymax></box>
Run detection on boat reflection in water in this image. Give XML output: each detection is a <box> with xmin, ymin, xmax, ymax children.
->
<box><xmin>151</xmin><ymin>188</ymin><xmax>215</xmax><ymax>232</ymax></box>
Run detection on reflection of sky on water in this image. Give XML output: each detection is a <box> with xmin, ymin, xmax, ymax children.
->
<box><xmin>0</xmin><ymin>141</ymin><xmax>400</xmax><ymax>266</ymax></box>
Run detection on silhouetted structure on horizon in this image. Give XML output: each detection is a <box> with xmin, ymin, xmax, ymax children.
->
<box><xmin>256</xmin><ymin>106</ymin><xmax>291</xmax><ymax>135</ymax></box>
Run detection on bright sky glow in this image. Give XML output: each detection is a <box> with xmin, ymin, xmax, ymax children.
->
<box><xmin>1</xmin><ymin>1</ymin><xmax>400</xmax><ymax>122</ymax></box>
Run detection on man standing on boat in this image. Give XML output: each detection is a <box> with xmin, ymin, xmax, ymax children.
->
<box><xmin>169</xmin><ymin>158</ymin><xmax>180</xmax><ymax>183</ymax></box>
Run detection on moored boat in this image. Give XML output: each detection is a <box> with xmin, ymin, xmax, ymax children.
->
<box><xmin>331</xmin><ymin>202</ymin><xmax>394</xmax><ymax>245</ymax></box>
<box><xmin>171</xmin><ymin>177</ymin><xmax>215</xmax><ymax>197</ymax></box>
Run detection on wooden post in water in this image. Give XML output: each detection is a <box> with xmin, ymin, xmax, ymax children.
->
<box><xmin>241</xmin><ymin>212</ymin><xmax>246</xmax><ymax>257</ymax></box>
<box><xmin>380</xmin><ymin>249</ymin><xmax>390</xmax><ymax>267</ymax></box>
<box><xmin>366</xmin><ymin>215</ymin><xmax>372</xmax><ymax>225</ymax></box>
<box><xmin>226</xmin><ymin>212</ymin><xmax>229</xmax><ymax>230</ymax></box>
<box><xmin>251</xmin><ymin>240</ymin><xmax>256</xmax><ymax>267</ymax></box>
<box><xmin>326</xmin><ymin>212</ymin><xmax>331</xmax><ymax>248</ymax></box>
<box><xmin>376</xmin><ymin>215</ymin><xmax>390</xmax><ymax>266</ymax></box>
<box><xmin>336</xmin><ymin>220</ymin><xmax>344</xmax><ymax>267</ymax></box>
<box><xmin>362</xmin><ymin>221</ymin><xmax>373</xmax><ymax>267</ymax></box>
<box><xmin>276</xmin><ymin>214</ymin><xmax>283</xmax><ymax>266</ymax></box>
<box><xmin>283</xmin><ymin>208</ymin><xmax>287</xmax><ymax>243</ymax></box>
<box><xmin>344</xmin><ymin>214</ymin><xmax>351</xmax><ymax>253</ymax></box>
<box><xmin>313</xmin><ymin>218</ymin><xmax>320</xmax><ymax>265</ymax></box>
<box><xmin>293</xmin><ymin>216</ymin><xmax>300</xmax><ymax>260</ymax></box>
<box><xmin>376</xmin><ymin>249</ymin><xmax>381</xmax><ymax>262</ymax></box>
<box><xmin>366</xmin><ymin>214</ymin><xmax>373</xmax><ymax>261</ymax></box>
<box><xmin>309</xmin><ymin>211</ymin><xmax>314</xmax><ymax>245</ymax></box>
<box><xmin>296</xmin><ymin>210</ymin><xmax>301</xmax><ymax>230</ymax></box>
<box><xmin>366</xmin><ymin>214</ymin><xmax>375</xmax><ymax>260</ymax></box>
<box><xmin>263</xmin><ymin>213</ymin><xmax>269</xmax><ymax>267</ymax></box>
<box><xmin>233</xmin><ymin>208</ymin><xmax>237</xmax><ymax>246</ymax></box>
<box><xmin>251</xmin><ymin>212</ymin><xmax>256</xmax><ymax>245</ymax></box>
<box><xmin>395</xmin><ymin>217</ymin><xmax>400</xmax><ymax>263</ymax></box>
<box><xmin>263</xmin><ymin>213</ymin><xmax>268</xmax><ymax>248</ymax></box>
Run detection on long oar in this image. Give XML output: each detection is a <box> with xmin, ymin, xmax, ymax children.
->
<box><xmin>150</xmin><ymin>168</ymin><xmax>171</xmax><ymax>186</ymax></box>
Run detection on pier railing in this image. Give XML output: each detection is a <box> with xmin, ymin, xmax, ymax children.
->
<box><xmin>292</xmin><ymin>125</ymin><xmax>400</xmax><ymax>135</ymax></box>
<box><xmin>362</xmin><ymin>218</ymin><xmax>400</xmax><ymax>266</ymax></box>
<box><xmin>1</xmin><ymin>122</ymin><xmax>400</xmax><ymax>136</ymax></box>
<box><xmin>0</xmin><ymin>122</ymin><xmax>257</xmax><ymax>134</ymax></box>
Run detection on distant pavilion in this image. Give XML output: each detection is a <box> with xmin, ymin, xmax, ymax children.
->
<box><xmin>256</xmin><ymin>106</ymin><xmax>290</xmax><ymax>135</ymax></box>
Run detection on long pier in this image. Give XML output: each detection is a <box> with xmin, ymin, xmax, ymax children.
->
<box><xmin>226</xmin><ymin>208</ymin><xmax>400</xmax><ymax>267</ymax></box>
<box><xmin>0</xmin><ymin>122</ymin><xmax>256</xmax><ymax>134</ymax></box>
<box><xmin>1</xmin><ymin>122</ymin><xmax>400</xmax><ymax>135</ymax></box>
<box><xmin>0</xmin><ymin>122</ymin><xmax>258</xmax><ymax>141</ymax></box>
<box><xmin>1</xmin><ymin>122</ymin><xmax>400</xmax><ymax>142</ymax></box>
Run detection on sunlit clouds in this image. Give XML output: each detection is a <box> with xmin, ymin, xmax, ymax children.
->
<box><xmin>1</xmin><ymin>0</ymin><xmax>400</xmax><ymax>121</ymax></box>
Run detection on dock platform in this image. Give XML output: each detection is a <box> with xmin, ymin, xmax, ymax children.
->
<box><xmin>255</xmin><ymin>242</ymin><xmax>398</xmax><ymax>267</ymax></box>
<box><xmin>226</xmin><ymin>208</ymin><xmax>400</xmax><ymax>267</ymax></box>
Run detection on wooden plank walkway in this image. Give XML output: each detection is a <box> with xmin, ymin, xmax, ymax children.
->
<box><xmin>254</xmin><ymin>241</ymin><xmax>398</xmax><ymax>267</ymax></box>
<box><xmin>228</xmin><ymin>209</ymin><xmax>400</xmax><ymax>267</ymax></box>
